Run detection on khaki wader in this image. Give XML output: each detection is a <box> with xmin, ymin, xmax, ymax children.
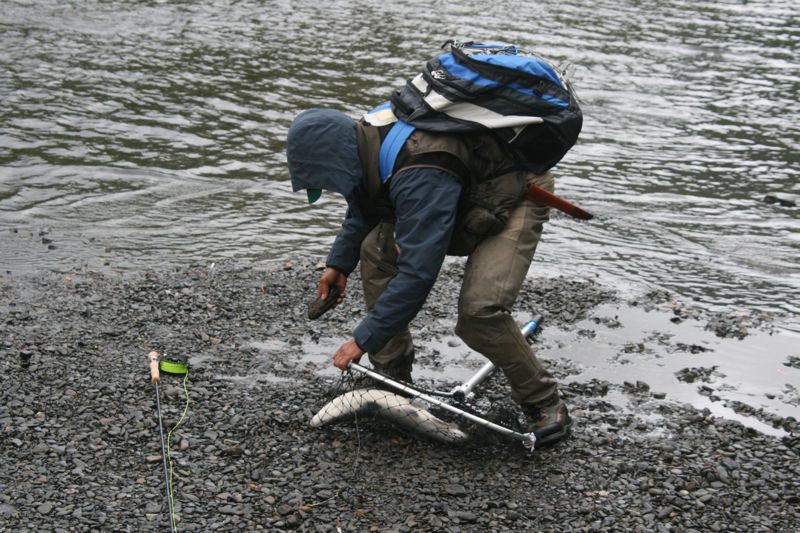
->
<box><xmin>359</xmin><ymin>170</ymin><xmax>558</xmax><ymax>406</ymax></box>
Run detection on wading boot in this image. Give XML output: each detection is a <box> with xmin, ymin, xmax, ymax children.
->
<box><xmin>523</xmin><ymin>395</ymin><xmax>573</xmax><ymax>448</ymax></box>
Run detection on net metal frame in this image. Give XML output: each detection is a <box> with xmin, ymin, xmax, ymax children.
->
<box><xmin>310</xmin><ymin>318</ymin><xmax>543</xmax><ymax>451</ymax></box>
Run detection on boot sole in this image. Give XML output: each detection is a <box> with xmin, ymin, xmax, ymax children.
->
<box><xmin>533</xmin><ymin>418</ymin><xmax>573</xmax><ymax>449</ymax></box>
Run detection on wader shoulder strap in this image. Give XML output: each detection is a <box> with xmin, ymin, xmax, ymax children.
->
<box><xmin>355</xmin><ymin>120</ymin><xmax>383</xmax><ymax>203</ymax></box>
<box><xmin>356</xmin><ymin>111</ymin><xmax>396</xmax><ymax>219</ymax></box>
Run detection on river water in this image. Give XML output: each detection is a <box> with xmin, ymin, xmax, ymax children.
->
<box><xmin>2</xmin><ymin>1</ymin><xmax>798</xmax><ymax>319</ymax></box>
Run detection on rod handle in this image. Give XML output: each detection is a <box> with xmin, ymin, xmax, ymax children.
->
<box><xmin>148</xmin><ymin>351</ymin><xmax>160</xmax><ymax>383</ymax></box>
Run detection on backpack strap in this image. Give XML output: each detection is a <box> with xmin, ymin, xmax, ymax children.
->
<box><xmin>364</xmin><ymin>103</ymin><xmax>417</xmax><ymax>183</ymax></box>
<box><xmin>378</xmin><ymin>120</ymin><xmax>416</xmax><ymax>182</ymax></box>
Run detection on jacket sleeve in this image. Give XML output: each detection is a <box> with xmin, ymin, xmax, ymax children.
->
<box><xmin>326</xmin><ymin>202</ymin><xmax>379</xmax><ymax>276</ymax></box>
<box><xmin>352</xmin><ymin>167</ymin><xmax>462</xmax><ymax>353</ymax></box>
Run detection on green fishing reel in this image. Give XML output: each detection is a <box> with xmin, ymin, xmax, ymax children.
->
<box><xmin>159</xmin><ymin>357</ymin><xmax>189</xmax><ymax>376</ymax></box>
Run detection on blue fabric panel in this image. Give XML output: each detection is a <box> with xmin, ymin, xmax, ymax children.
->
<box><xmin>370</xmin><ymin>101</ymin><xmax>392</xmax><ymax>113</ymax></box>
<box><xmin>439</xmin><ymin>53</ymin><xmax>503</xmax><ymax>89</ymax></box>
<box><xmin>462</xmin><ymin>42</ymin><xmax>511</xmax><ymax>50</ymax></box>
<box><xmin>507</xmin><ymin>83</ymin><xmax>568</xmax><ymax>108</ymax></box>
<box><xmin>471</xmin><ymin>54</ymin><xmax>563</xmax><ymax>86</ymax></box>
<box><xmin>378</xmin><ymin>120</ymin><xmax>416</xmax><ymax>182</ymax></box>
<box><xmin>438</xmin><ymin>53</ymin><xmax>568</xmax><ymax>108</ymax></box>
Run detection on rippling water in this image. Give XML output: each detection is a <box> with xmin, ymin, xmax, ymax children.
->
<box><xmin>1</xmin><ymin>0</ymin><xmax>798</xmax><ymax>321</ymax></box>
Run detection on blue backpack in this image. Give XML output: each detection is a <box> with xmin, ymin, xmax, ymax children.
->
<box><xmin>382</xmin><ymin>40</ymin><xmax>582</xmax><ymax>181</ymax></box>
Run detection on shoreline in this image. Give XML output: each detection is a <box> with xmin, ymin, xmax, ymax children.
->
<box><xmin>1</xmin><ymin>261</ymin><xmax>798</xmax><ymax>531</ymax></box>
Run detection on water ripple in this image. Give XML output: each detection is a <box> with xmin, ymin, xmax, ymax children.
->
<box><xmin>0</xmin><ymin>0</ymin><xmax>797</xmax><ymax>318</ymax></box>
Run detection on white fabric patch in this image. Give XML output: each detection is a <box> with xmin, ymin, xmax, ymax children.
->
<box><xmin>363</xmin><ymin>107</ymin><xmax>398</xmax><ymax>127</ymax></box>
<box><xmin>423</xmin><ymin>91</ymin><xmax>545</xmax><ymax>128</ymax></box>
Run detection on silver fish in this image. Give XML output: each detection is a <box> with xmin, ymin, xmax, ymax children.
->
<box><xmin>310</xmin><ymin>388</ymin><xmax>468</xmax><ymax>443</ymax></box>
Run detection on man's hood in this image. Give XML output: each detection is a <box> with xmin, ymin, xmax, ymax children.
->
<box><xmin>287</xmin><ymin>108</ymin><xmax>362</xmax><ymax>200</ymax></box>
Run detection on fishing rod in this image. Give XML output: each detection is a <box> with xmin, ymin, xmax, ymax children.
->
<box><xmin>148</xmin><ymin>351</ymin><xmax>189</xmax><ymax>533</ymax></box>
<box><xmin>148</xmin><ymin>351</ymin><xmax>175</xmax><ymax>532</ymax></box>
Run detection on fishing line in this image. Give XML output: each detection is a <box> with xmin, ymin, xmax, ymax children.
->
<box><xmin>161</xmin><ymin>359</ymin><xmax>190</xmax><ymax>533</ymax></box>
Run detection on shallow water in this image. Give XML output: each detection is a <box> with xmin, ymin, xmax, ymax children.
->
<box><xmin>263</xmin><ymin>304</ymin><xmax>798</xmax><ymax>435</ymax></box>
<box><xmin>545</xmin><ymin>304</ymin><xmax>800</xmax><ymax>436</ymax></box>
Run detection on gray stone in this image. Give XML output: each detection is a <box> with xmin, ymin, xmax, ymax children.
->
<box><xmin>444</xmin><ymin>483</ymin><xmax>467</xmax><ymax>496</ymax></box>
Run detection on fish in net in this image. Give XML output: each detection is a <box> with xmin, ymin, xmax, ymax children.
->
<box><xmin>310</xmin><ymin>376</ymin><xmax>469</xmax><ymax>443</ymax></box>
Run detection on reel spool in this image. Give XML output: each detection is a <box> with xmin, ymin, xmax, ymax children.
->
<box><xmin>159</xmin><ymin>358</ymin><xmax>188</xmax><ymax>376</ymax></box>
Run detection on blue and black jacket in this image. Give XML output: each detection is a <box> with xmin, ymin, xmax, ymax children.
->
<box><xmin>287</xmin><ymin>108</ymin><xmax>517</xmax><ymax>354</ymax></box>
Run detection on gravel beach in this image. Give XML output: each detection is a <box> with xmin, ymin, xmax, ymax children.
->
<box><xmin>1</xmin><ymin>260</ymin><xmax>798</xmax><ymax>532</ymax></box>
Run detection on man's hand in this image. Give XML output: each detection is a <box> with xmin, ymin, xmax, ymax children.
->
<box><xmin>332</xmin><ymin>339</ymin><xmax>365</xmax><ymax>371</ymax></box>
<box><xmin>318</xmin><ymin>267</ymin><xmax>347</xmax><ymax>305</ymax></box>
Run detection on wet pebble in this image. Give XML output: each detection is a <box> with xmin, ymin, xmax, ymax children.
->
<box><xmin>37</xmin><ymin>502</ymin><xmax>54</xmax><ymax>515</ymax></box>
